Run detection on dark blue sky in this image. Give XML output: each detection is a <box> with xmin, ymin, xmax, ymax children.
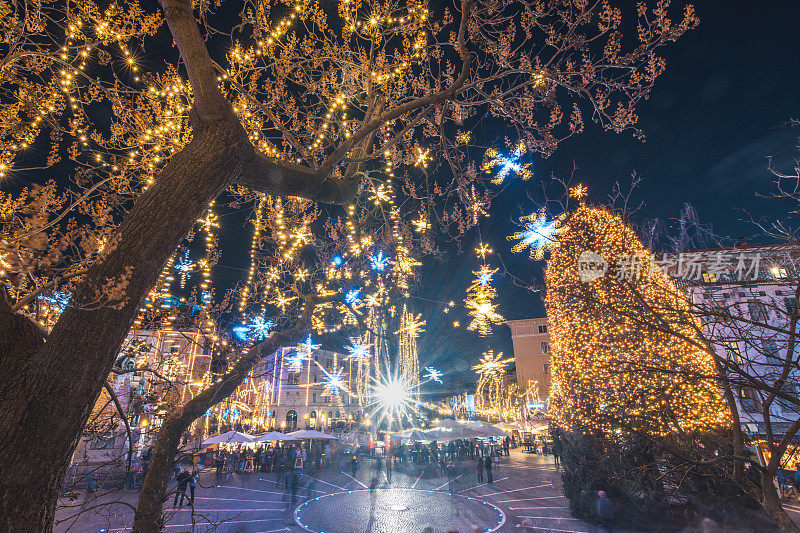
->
<box><xmin>416</xmin><ymin>0</ymin><xmax>800</xmax><ymax>392</ymax></box>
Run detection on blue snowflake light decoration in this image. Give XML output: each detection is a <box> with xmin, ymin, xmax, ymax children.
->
<box><xmin>423</xmin><ymin>367</ymin><xmax>443</xmax><ymax>384</ymax></box>
<box><xmin>477</xmin><ymin>268</ymin><xmax>494</xmax><ymax>286</ymax></box>
<box><xmin>331</xmin><ymin>255</ymin><xmax>344</xmax><ymax>267</ymax></box>
<box><xmin>286</xmin><ymin>350</ymin><xmax>307</xmax><ymax>372</ymax></box>
<box><xmin>232</xmin><ymin>315</ymin><xmax>274</xmax><ymax>342</ymax></box>
<box><xmin>174</xmin><ymin>250</ymin><xmax>195</xmax><ymax>288</ymax></box>
<box><xmin>508</xmin><ymin>210</ymin><xmax>565</xmax><ymax>260</ymax></box>
<box><xmin>482</xmin><ymin>141</ymin><xmax>532</xmax><ymax>185</ymax></box>
<box><xmin>322</xmin><ymin>369</ymin><xmax>346</xmax><ymax>397</ymax></box>
<box><xmin>346</xmin><ymin>342</ymin><xmax>370</xmax><ymax>361</ymax></box>
<box><xmin>344</xmin><ymin>288</ymin><xmax>362</xmax><ymax>304</ymax></box>
<box><xmin>370</xmin><ymin>251</ymin><xmax>390</xmax><ymax>272</ymax></box>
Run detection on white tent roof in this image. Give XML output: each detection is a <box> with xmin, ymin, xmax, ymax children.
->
<box><xmin>288</xmin><ymin>429</ymin><xmax>339</xmax><ymax>440</ymax></box>
<box><xmin>202</xmin><ymin>431</ymin><xmax>254</xmax><ymax>446</ymax></box>
<box><xmin>394</xmin><ymin>429</ymin><xmax>433</xmax><ymax>441</ymax></box>
<box><xmin>476</xmin><ymin>424</ymin><xmax>507</xmax><ymax>437</ymax></box>
<box><xmin>430</xmin><ymin>419</ymin><xmax>465</xmax><ymax>429</ymax></box>
<box><xmin>252</xmin><ymin>431</ymin><xmax>299</xmax><ymax>442</ymax></box>
<box><xmin>492</xmin><ymin>421</ymin><xmax>516</xmax><ymax>431</ymax></box>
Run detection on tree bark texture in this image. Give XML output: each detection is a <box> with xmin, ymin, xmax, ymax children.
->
<box><xmin>0</xmin><ymin>120</ymin><xmax>250</xmax><ymax>531</ymax></box>
<box><xmin>760</xmin><ymin>469</ymin><xmax>800</xmax><ymax>532</ymax></box>
<box><xmin>131</xmin><ymin>320</ymin><xmax>309</xmax><ymax>533</ymax></box>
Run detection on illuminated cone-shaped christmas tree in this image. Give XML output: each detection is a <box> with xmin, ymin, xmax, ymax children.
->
<box><xmin>545</xmin><ymin>204</ymin><xmax>729</xmax><ymax>436</ymax></box>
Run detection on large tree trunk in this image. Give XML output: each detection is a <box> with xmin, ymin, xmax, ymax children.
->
<box><xmin>760</xmin><ymin>469</ymin><xmax>799</xmax><ymax>532</ymax></box>
<box><xmin>0</xmin><ymin>120</ymin><xmax>249</xmax><ymax>532</ymax></box>
<box><xmin>131</xmin><ymin>320</ymin><xmax>309</xmax><ymax>533</ymax></box>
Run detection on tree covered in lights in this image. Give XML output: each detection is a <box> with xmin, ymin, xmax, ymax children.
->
<box><xmin>542</xmin><ymin>202</ymin><xmax>751</xmax><ymax>528</ymax></box>
<box><xmin>545</xmin><ymin>203</ymin><xmax>729</xmax><ymax>435</ymax></box>
<box><xmin>0</xmin><ymin>0</ymin><xmax>700</xmax><ymax>526</ymax></box>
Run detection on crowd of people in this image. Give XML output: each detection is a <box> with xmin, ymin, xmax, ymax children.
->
<box><xmin>212</xmin><ymin>441</ymin><xmax>332</xmax><ymax>476</ymax></box>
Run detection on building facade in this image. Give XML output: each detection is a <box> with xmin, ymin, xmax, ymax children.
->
<box><xmin>671</xmin><ymin>244</ymin><xmax>798</xmax><ymax>460</ymax></box>
<box><xmin>506</xmin><ymin>317</ymin><xmax>551</xmax><ymax>403</ymax></box>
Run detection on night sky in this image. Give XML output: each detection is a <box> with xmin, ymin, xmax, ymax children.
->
<box><xmin>414</xmin><ymin>0</ymin><xmax>800</xmax><ymax>393</ymax></box>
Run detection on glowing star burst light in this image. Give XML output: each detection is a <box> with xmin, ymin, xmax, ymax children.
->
<box><xmin>370</xmin><ymin>251</ymin><xmax>390</xmax><ymax>271</ymax></box>
<box><xmin>286</xmin><ymin>350</ymin><xmax>308</xmax><ymax>372</ymax></box>
<box><xmin>423</xmin><ymin>367</ymin><xmax>443</xmax><ymax>384</ymax></box>
<box><xmin>346</xmin><ymin>342</ymin><xmax>370</xmax><ymax>361</ymax></box>
<box><xmin>482</xmin><ymin>141</ymin><xmax>532</xmax><ymax>185</ymax></box>
<box><xmin>322</xmin><ymin>369</ymin><xmax>346</xmax><ymax>396</ymax></box>
<box><xmin>373</xmin><ymin>375</ymin><xmax>415</xmax><ymax>423</ymax></box>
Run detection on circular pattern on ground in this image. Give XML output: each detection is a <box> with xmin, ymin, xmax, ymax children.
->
<box><xmin>295</xmin><ymin>487</ymin><xmax>505</xmax><ymax>533</ymax></box>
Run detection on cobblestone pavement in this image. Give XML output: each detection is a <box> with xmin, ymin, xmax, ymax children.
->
<box><xmin>54</xmin><ymin>449</ymin><xmax>596</xmax><ymax>533</ymax></box>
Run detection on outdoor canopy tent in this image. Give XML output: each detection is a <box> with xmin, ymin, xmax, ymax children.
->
<box><xmin>201</xmin><ymin>431</ymin><xmax>254</xmax><ymax>446</ymax></box>
<box><xmin>476</xmin><ymin>424</ymin><xmax>507</xmax><ymax>438</ymax></box>
<box><xmin>288</xmin><ymin>429</ymin><xmax>339</xmax><ymax>439</ymax></box>
<box><xmin>394</xmin><ymin>429</ymin><xmax>433</xmax><ymax>442</ymax></box>
<box><xmin>252</xmin><ymin>431</ymin><xmax>299</xmax><ymax>443</ymax></box>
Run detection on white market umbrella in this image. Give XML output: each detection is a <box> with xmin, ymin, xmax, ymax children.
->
<box><xmin>476</xmin><ymin>424</ymin><xmax>507</xmax><ymax>438</ymax></box>
<box><xmin>202</xmin><ymin>431</ymin><xmax>254</xmax><ymax>446</ymax></box>
<box><xmin>492</xmin><ymin>421</ymin><xmax>515</xmax><ymax>431</ymax></box>
<box><xmin>426</xmin><ymin>428</ymin><xmax>458</xmax><ymax>442</ymax></box>
<box><xmin>288</xmin><ymin>429</ymin><xmax>339</xmax><ymax>440</ymax></box>
<box><xmin>449</xmin><ymin>427</ymin><xmax>482</xmax><ymax>439</ymax></box>
<box><xmin>252</xmin><ymin>431</ymin><xmax>299</xmax><ymax>443</ymax></box>
<box><xmin>395</xmin><ymin>429</ymin><xmax>432</xmax><ymax>442</ymax></box>
<box><xmin>430</xmin><ymin>419</ymin><xmax>463</xmax><ymax>429</ymax></box>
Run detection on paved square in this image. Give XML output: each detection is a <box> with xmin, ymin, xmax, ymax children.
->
<box><xmin>55</xmin><ymin>450</ymin><xmax>594</xmax><ymax>532</ymax></box>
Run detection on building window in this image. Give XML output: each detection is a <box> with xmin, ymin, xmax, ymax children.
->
<box><xmin>312</xmin><ymin>393</ymin><xmax>316</xmax><ymax>403</ymax></box>
<box><xmin>786</xmin><ymin>298</ymin><xmax>798</xmax><ymax>317</ymax></box>
<box><xmin>537</xmin><ymin>324</ymin><xmax>548</xmax><ymax>334</ymax></box>
<box><xmin>702</xmin><ymin>272</ymin><xmax>717</xmax><ymax>283</ymax></box>
<box><xmin>287</xmin><ymin>372</ymin><xmax>300</xmax><ymax>385</ymax></box>
<box><xmin>761</xmin><ymin>339</ymin><xmax>780</xmax><ymax>366</ymax></box>
<box><xmin>325</xmin><ymin>396</ymin><xmax>330</xmax><ymax>403</ymax></box>
<box><xmin>543</xmin><ymin>363</ymin><xmax>550</xmax><ymax>375</ymax></box>
<box><xmin>286</xmin><ymin>410</ymin><xmax>298</xmax><ymax>430</ymax></box>
<box><xmin>739</xmin><ymin>388</ymin><xmax>761</xmax><ymax>413</ymax></box>
<box><xmin>725</xmin><ymin>342</ymin><xmax>741</xmax><ymax>365</ymax></box>
<box><xmin>540</xmin><ymin>341</ymin><xmax>550</xmax><ymax>354</ymax></box>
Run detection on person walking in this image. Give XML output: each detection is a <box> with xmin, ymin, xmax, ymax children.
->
<box><xmin>173</xmin><ymin>468</ymin><xmax>191</xmax><ymax>507</ymax></box>
<box><xmin>476</xmin><ymin>456</ymin><xmax>484</xmax><ymax>483</ymax></box>
<box><xmin>188</xmin><ymin>468</ymin><xmax>198</xmax><ymax>505</ymax></box>
<box><xmin>484</xmin><ymin>455</ymin><xmax>493</xmax><ymax>484</ymax></box>
<box><xmin>289</xmin><ymin>470</ymin><xmax>300</xmax><ymax>504</ymax></box>
<box><xmin>350</xmin><ymin>455</ymin><xmax>359</xmax><ymax>478</ymax></box>
<box><xmin>596</xmin><ymin>490</ymin><xmax>615</xmax><ymax>533</ymax></box>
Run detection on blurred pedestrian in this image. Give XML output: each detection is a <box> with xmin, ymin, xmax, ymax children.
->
<box><xmin>173</xmin><ymin>468</ymin><xmax>191</xmax><ymax>507</ymax></box>
<box><xmin>596</xmin><ymin>490</ymin><xmax>615</xmax><ymax>533</ymax></box>
<box><xmin>484</xmin><ymin>455</ymin><xmax>493</xmax><ymax>483</ymax></box>
<box><xmin>476</xmin><ymin>456</ymin><xmax>484</xmax><ymax>483</ymax></box>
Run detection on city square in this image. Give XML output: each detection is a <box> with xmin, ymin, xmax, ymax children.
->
<box><xmin>1</xmin><ymin>0</ymin><xmax>800</xmax><ymax>531</ymax></box>
<box><xmin>56</xmin><ymin>450</ymin><xmax>576</xmax><ymax>533</ymax></box>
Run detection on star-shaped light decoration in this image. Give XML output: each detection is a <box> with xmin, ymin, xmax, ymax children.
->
<box><xmin>174</xmin><ymin>250</ymin><xmax>195</xmax><ymax>288</ymax></box>
<box><xmin>321</xmin><ymin>368</ymin><xmax>346</xmax><ymax>397</ymax></box>
<box><xmin>481</xmin><ymin>141</ymin><xmax>532</xmax><ymax>185</ymax></box>
<box><xmin>286</xmin><ymin>350</ymin><xmax>307</xmax><ymax>372</ymax></box>
<box><xmin>232</xmin><ymin>314</ymin><xmax>274</xmax><ymax>342</ymax></box>
<box><xmin>344</xmin><ymin>287</ymin><xmax>362</xmax><ymax>305</ymax></box>
<box><xmin>423</xmin><ymin>367</ymin><xmax>443</xmax><ymax>384</ymax></box>
<box><xmin>370</xmin><ymin>251</ymin><xmax>390</xmax><ymax>272</ymax></box>
<box><xmin>570</xmin><ymin>183</ymin><xmax>588</xmax><ymax>201</ymax></box>
<box><xmin>346</xmin><ymin>342</ymin><xmax>370</xmax><ymax>361</ymax></box>
<box><xmin>508</xmin><ymin>209</ymin><xmax>567</xmax><ymax>260</ymax></box>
